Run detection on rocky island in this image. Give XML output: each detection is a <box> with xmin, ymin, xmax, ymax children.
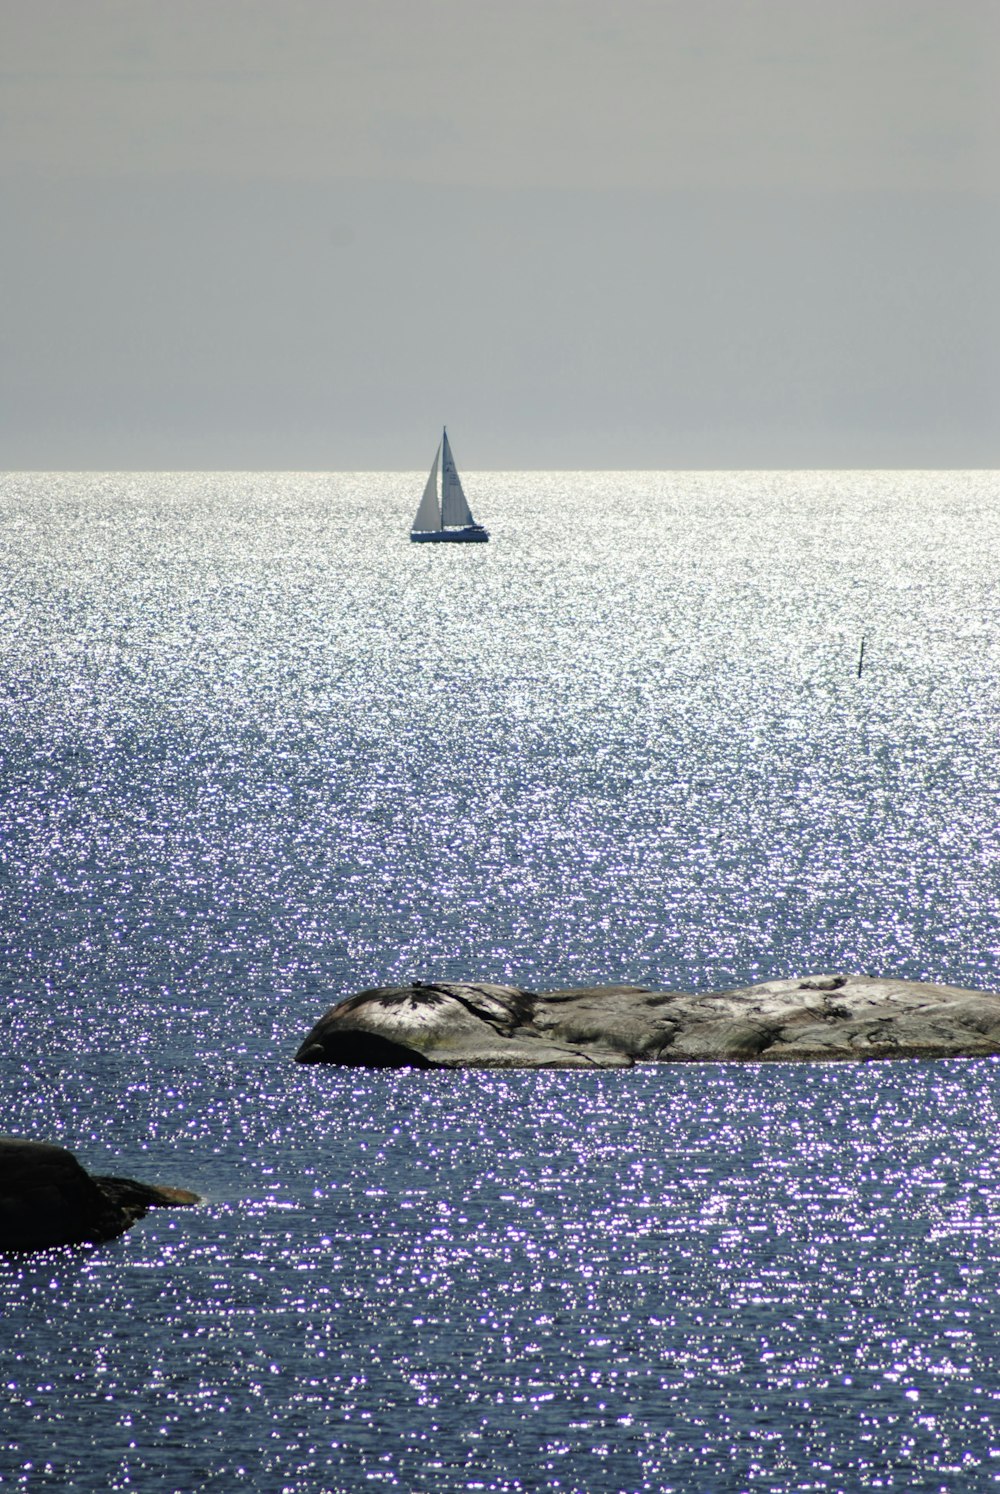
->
<box><xmin>0</xmin><ymin>1137</ymin><xmax>199</xmax><ymax>1251</ymax></box>
<box><xmin>295</xmin><ymin>974</ymin><xmax>1000</xmax><ymax>1069</ymax></box>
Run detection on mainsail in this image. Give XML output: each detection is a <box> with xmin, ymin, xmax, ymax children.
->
<box><xmin>440</xmin><ymin>430</ymin><xmax>475</xmax><ymax>528</ymax></box>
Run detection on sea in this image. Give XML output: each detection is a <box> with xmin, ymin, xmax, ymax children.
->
<box><xmin>0</xmin><ymin>469</ymin><xmax>998</xmax><ymax>1493</ymax></box>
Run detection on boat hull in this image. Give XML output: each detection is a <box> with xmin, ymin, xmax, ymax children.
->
<box><xmin>410</xmin><ymin>526</ymin><xmax>489</xmax><ymax>544</ymax></box>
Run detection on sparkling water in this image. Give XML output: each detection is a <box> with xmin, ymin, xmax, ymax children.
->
<box><xmin>1</xmin><ymin>470</ymin><xmax>998</xmax><ymax>1491</ymax></box>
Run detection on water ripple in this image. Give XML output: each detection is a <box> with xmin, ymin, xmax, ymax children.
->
<box><xmin>1</xmin><ymin>471</ymin><xmax>999</xmax><ymax>1490</ymax></box>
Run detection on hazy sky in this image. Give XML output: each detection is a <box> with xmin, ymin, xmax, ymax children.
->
<box><xmin>2</xmin><ymin>0</ymin><xmax>997</xmax><ymax>468</ymax></box>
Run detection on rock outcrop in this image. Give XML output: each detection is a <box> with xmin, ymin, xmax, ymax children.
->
<box><xmin>0</xmin><ymin>1137</ymin><xmax>199</xmax><ymax>1251</ymax></box>
<box><xmin>294</xmin><ymin>974</ymin><xmax>1000</xmax><ymax>1070</ymax></box>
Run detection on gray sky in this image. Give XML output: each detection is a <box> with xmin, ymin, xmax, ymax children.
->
<box><xmin>2</xmin><ymin>0</ymin><xmax>997</xmax><ymax>468</ymax></box>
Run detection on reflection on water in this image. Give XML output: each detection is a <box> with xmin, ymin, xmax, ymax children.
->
<box><xmin>1</xmin><ymin>1062</ymin><xmax>999</xmax><ymax>1492</ymax></box>
<box><xmin>1</xmin><ymin>470</ymin><xmax>999</xmax><ymax>1490</ymax></box>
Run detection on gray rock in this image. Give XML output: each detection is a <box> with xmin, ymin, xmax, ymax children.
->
<box><xmin>294</xmin><ymin>974</ymin><xmax>1000</xmax><ymax>1070</ymax></box>
<box><xmin>0</xmin><ymin>1137</ymin><xmax>199</xmax><ymax>1251</ymax></box>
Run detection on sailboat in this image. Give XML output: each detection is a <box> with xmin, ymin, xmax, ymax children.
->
<box><xmin>410</xmin><ymin>429</ymin><xmax>490</xmax><ymax>543</ymax></box>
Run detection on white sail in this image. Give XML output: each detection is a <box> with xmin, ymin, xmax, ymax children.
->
<box><xmin>411</xmin><ymin>445</ymin><xmax>441</xmax><ymax>531</ymax></box>
<box><xmin>409</xmin><ymin>428</ymin><xmax>488</xmax><ymax>543</ymax></box>
<box><xmin>440</xmin><ymin>430</ymin><xmax>475</xmax><ymax>528</ymax></box>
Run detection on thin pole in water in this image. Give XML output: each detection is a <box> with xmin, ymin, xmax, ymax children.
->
<box><xmin>857</xmin><ymin>635</ymin><xmax>866</xmax><ymax>678</ymax></box>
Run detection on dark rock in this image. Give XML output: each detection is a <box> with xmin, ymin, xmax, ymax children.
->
<box><xmin>0</xmin><ymin>1137</ymin><xmax>199</xmax><ymax>1252</ymax></box>
<box><xmin>295</xmin><ymin>975</ymin><xmax>1000</xmax><ymax>1070</ymax></box>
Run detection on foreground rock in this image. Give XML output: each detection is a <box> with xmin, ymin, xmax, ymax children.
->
<box><xmin>294</xmin><ymin>975</ymin><xmax>1000</xmax><ymax>1069</ymax></box>
<box><xmin>0</xmin><ymin>1137</ymin><xmax>199</xmax><ymax>1251</ymax></box>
